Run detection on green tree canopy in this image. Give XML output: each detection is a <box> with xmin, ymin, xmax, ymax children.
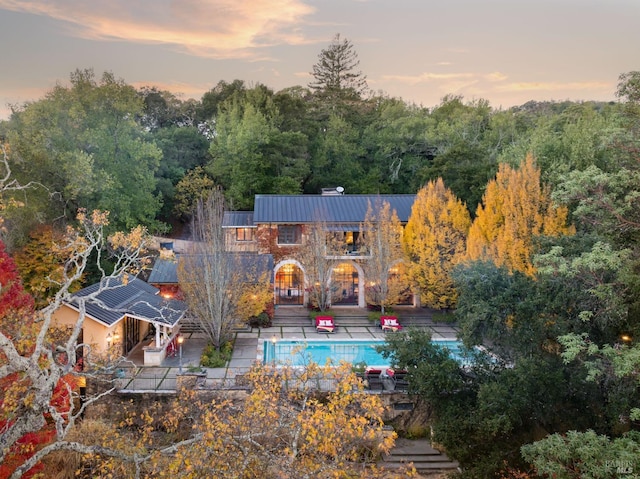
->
<box><xmin>208</xmin><ymin>99</ymin><xmax>309</xmax><ymax>209</ymax></box>
<box><xmin>4</xmin><ymin>69</ymin><xmax>163</xmax><ymax>234</ymax></box>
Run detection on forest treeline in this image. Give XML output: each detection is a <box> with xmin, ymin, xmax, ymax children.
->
<box><xmin>0</xmin><ymin>64</ymin><xmax>627</xmax><ymax>246</ymax></box>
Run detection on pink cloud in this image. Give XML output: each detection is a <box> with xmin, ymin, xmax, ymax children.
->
<box><xmin>0</xmin><ymin>0</ymin><xmax>315</xmax><ymax>59</ymax></box>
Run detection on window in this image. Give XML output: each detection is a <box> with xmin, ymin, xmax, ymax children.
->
<box><xmin>236</xmin><ymin>227</ymin><xmax>255</xmax><ymax>242</ymax></box>
<box><xmin>277</xmin><ymin>225</ymin><xmax>301</xmax><ymax>245</ymax></box>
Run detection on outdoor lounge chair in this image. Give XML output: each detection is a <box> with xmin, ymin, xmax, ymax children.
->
<box><xmin>315</xmin><ymin>316</ymin><xmax>337</xmax><ymax>333</ymax></box>
<box><xmin>380</xmin><ymin>315</ymin><xmax>403</xmax><ymax>332</ymax></box>
<box><xmin>364</xmin><ymin>368</ymin><xmax>384</xmax><ymax>390</ymax></box>
<box><xmin>393</xmin><ymin>371</ymin><xmax>409</xmax><ymax>391</ymax></box>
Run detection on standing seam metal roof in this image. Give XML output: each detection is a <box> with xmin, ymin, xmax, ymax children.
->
<box><xmin>223</xmin><ymin>211</ymin><xmax>255</xmax><ymax>228</ymax></box>
<box><xmin>253</xmin><ymin>194</ymin><xmax>416</xmax><ymax>224</ymax></box>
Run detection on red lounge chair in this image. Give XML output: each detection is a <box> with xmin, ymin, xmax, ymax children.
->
<box><xmin>380</xmin><ymin>315</ymin><xmax>403</xmax><ymax>332</ymax></box>
<box><xmin>315</xmin><ymin>316</ymin><xmax>336</xmax><ymax>333</ymax></box>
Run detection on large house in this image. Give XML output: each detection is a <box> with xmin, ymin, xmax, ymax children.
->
<box><xmin>157</xmin><ymin>191</ymin><xmax>417</xmax><ymax>309</ymax></box>
<box><xmin>53</xmin><ymin>192</ymin><xmax>416</xmax><ymax>366</ymax></box>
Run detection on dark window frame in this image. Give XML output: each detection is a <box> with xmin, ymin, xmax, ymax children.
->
<box><xmin>277</xmin><ymin>225</ymin><xmax>302</xmax><ymax>245</ymax></box>
<box><xmin>236</xmin><ymin>227</ymin><xmax>255</xmax><ymax>242</ymax></box>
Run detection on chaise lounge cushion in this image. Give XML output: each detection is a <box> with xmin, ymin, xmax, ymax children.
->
<box><xmin>315</xmin><ymin>316</ymin><xmax>336</xmax><ymax>332</ymax></box>
<box><xmin>380</xmin><ymin>316</ymin><xmax>402</xmax><ymax>331</ymax></box>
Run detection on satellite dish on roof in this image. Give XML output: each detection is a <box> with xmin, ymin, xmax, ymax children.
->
<box><xmin>336</xmin><ymin>186</ymin><xmax>345</xmax><ymax>194</ymax></box>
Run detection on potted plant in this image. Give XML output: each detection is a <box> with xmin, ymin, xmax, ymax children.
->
<box><xmin>352</xmin><ymin>361</ymin><xmax>367</xmax><ymax>379</ymax></box>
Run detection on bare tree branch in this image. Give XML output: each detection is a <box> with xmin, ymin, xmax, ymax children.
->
<box><xmin>0</xmin><ymin>209</ymin><xmax>152</xmax><ymax>474</ymax></box>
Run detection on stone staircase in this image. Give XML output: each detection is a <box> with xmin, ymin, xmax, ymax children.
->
<box><xmin>179</xmin><ymin>317</ymin><xmax>206</xmax><ymax>334</ymax></box>
<box><xmin>182</xmin><ymin>305</ymin><xmax>441</xmax><ymax>333</ymax></box>
<box><xmin>381</xmin><ymin>438</ymin><xmax>459</xmax><ymax>475</ymax></box>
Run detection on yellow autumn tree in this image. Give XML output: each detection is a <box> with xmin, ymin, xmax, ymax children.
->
<box><xmin>403</xmin><ymin>178</ymin><xmax>471</xmax><ymax>309</ymax></box>
<box><xmin>362</xmin><ymin>200</ymin><xmax>408</xmax><ymax>313</ymax></box>
<box><xmin>158</xmin><ymin>363</ymin><xmax>401</xmax><ymax>478</ymax></box>
<box><xmin>466</xmin><ymin>154</ymin><xmax>573</xmax><ymax>275</ymax></box>
<box><xmin>44</xmin><ymin>363</ymin><xmax>408</xmax><ymax>478</ymax></box>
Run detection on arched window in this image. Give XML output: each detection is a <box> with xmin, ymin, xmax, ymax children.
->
<box><xmin>275</xmin><ymin>263</ymin><xmax>304</xmax><ymax>305</ymax></box>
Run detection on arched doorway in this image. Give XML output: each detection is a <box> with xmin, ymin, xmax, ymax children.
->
<box><xmin>275</xmin><ymin>262</ymin><xmax>304</xmax><ymax>305</ymax></box>
<box><xmin>332</xmin><ymin>262</ymin><xmax>359</xmax><ymax>306</ymax></box>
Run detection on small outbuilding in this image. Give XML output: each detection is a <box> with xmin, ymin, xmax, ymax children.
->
<box><xmin>52</xmin><ymin>275</ymin><xmax>186</xmax><ymax>365</ymax></box>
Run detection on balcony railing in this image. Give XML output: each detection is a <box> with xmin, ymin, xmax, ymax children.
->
<box><xmin>326</xmin><ymin>245</ymin><xmax>370</xmax><ymax>260</ymax></box>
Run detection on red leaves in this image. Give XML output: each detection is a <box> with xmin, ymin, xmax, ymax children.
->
<box><xmin>0</xmin><ymin>372</ymin><xmax>78</xmax><ymax>478</ymax></box>
<box><xmin>0</xmin><ymin>240</ymin><xmax>34</xmax><ymax>323</ymax></box>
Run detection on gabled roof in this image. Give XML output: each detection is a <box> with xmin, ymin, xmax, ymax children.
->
<box><xmin>253</xmin><ymin>194</ymin><xmax>416</xmax><ymax>224</ymax></box>
<box><xmin>148</xmin><ymin>253</ymin><xmax>275</xmax><ymax>285</ymax></box>
<box><xmin>66</xmin><ymin>276</ymin><xmax>186</xmax><ymax>327</ymax></box>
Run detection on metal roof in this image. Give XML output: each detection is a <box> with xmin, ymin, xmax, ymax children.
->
<box><xmin>148</xmin><ymin>253</ymin><xmax>275</xmax><ymax>285</ymax></box>
<box><xmin>66</xmin><ymin>276</ymin><xmax>186</xmax><ymax>327</ymax></box>
<box><xmin>253</xmin><ymin>194</ymin><xmax>416</xmax><ymax>224</ymax></box>
<box><xmin>223</xmin><ymin>211</ymin><xmax>255</xmax><ymax>228</ymax></box>
<box><xmin>147</xmin><ymin>257</ymin><xmax>179</xmax><ymax>284</ymax></box>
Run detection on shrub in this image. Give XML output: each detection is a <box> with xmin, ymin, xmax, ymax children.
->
<box><xmin>367</xmin><ymin>310</ymin><xmax>395</xmax><ymax>323</ymax></box>
<box><xmin>432</xmin><ymin>310</ymin><xmax>456</xmax><ymax>323</ymax></box>
<box><xmin>405</xmin><ymin>424</ymin><xmax>429</xmax><ymax>439</ymax></box>
<box><xmin>352</xmin><ymin>361</ymin><xmax>367</xmax><ymax>374</ymax></box>
<box><xmin>248</xmin><ymin>312</ymin><xmax>272</xmax><ymax>328</ymax></box>
<box><xmin>264</xmin><ymin>302</ymin><xmax>275</xmax><ymax>320</ymax></box>
<box><xmin>308</xmin><ymin>309</ymin><xmax>335</xmax><ymax>321</ymax></box>
<box><xmin>200</xmin><ymin>341</ymin><xmax>233</xmax><ymax>368</ymax></box>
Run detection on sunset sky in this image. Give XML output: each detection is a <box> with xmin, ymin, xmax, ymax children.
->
<box><xmin>1</xmin><ymin>0</ymin><xmax>638</xmax><ymax>119</ymax></box>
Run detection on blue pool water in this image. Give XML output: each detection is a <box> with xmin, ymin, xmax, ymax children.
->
<box><xmin>263</xmin><ymin>339</ymin><xmax>464</xmax><ymax>367</ymax></box>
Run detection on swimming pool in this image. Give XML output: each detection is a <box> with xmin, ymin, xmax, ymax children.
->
<box><xmin>263</xmin><ymin>339</ymin><xmax>464</xmax><ymax>367</ymax></box>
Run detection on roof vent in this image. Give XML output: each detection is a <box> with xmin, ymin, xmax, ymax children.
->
<box><xmin>321</xmin><ymin>186</ymin><xmax>345</xmax><ymax>196</ymax></box>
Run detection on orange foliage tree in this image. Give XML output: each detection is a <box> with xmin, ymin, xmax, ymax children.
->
<box><xmin>0</xmin><ymin>241</ymin><xmax>34</xmax><ymax>323</ymax></box>
<box><xmin>157</xmin><ymin>363</ymin><xmax>399</xmax><ymax>478</ymax></box>
<box><xmin>466</xmin><ymin>154</ymin><xmax>574</xmax><ymax>275</ymax></box>
<box><xmin>403</xmin><ymin>178</ymin><xmax>471</xmax><ymax>309</ymax></box>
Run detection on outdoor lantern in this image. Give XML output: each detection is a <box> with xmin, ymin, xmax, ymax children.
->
<box><xmin>177</xmin><ymin>335</ymin><xmax>184</xmax><ymax>373</ymax></box>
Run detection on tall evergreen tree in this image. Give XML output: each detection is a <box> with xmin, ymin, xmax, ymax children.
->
<box><xmin>309</xmin><ymin>34</ymin><xmax>368</xmax><ymax>103</ymax></box>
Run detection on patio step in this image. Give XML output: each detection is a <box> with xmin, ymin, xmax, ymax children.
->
<box><xmin>381</xmin><ymin>438</ymin><xmax>459</xmax><ymax>474</ymax></box>
<box><xmin>180</xmin><ymin>318</ymin><xmax>205</xmax><ymax>334</ymax></box>
<box><xmin>180</xmin><ymin>307</ymin><xmax>441</xmax><ymax>331</ymax></box>
<box><xmin>273</xmin><ymin>307</ymin><xmax>438</xmax><ymax>328</ymax></box>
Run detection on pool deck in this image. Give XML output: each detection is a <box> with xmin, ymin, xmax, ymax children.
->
<box><xmin>119</xmin><ymin>308</ymin><xmax>459</xmax><ymax>391</ymax></box>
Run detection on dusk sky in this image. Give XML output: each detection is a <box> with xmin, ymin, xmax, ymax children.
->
<box><xmin>1</xmin><ymin>0</ymin><xmax>638</xmax><ymax>119</ymax></box>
